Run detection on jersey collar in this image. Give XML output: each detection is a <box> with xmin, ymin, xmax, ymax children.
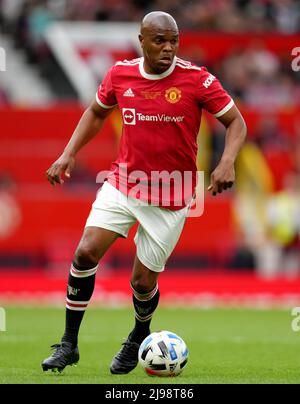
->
<box><xmin>139</xmin><ymin>57</ymin><xmax>177</xmax><ymax>80</ymax></box>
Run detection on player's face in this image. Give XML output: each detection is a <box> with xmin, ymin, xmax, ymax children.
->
<box><xmin>139</xmin><ymin>30</ymin><xmax>179</xmax><ymax>74</ymax></box>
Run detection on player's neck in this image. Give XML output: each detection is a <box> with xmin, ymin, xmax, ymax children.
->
<box><xmin>143</xmin><ymin>61</ymin><xmax>160</xmax><ymax>75</ymax></box>
<box><xmin>140</xmin><ymin>57</ymin><xmax>177</xmax><ymax>80</ymax></box>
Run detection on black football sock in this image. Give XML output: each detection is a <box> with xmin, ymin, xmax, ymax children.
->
<box><xmin>61</xmin><ymin>262</ymin><xmax>98</xmax><ymax>347</ymax></box>
<box><xmin>130</xmin><ymin>283</ymin><xmax>160</xmax><ymax>344</ymax></box>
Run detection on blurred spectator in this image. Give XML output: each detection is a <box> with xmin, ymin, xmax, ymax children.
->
<box><xmin>232</xmin><ymin>139</ymin><xmax>276</xmax><ymax>273</ymax></box>
<box><xmin>257</xmin><ymin>171</ymin><xmax>300</xmax><ymax>279</ymax></box>
<box><xmin>243</xmin><ymin>40</ymin><xmax>280</xmax><ymax>79</ymax></box>
<box><xmin>64</xmin><ymin>161</ymin><xmax>97</xmax><ymax>191</ymax></box>
<box><xmin>228</xmin><ymin>233</ymin><xmax>256</xmax><ymax>270</ymax></box>
<box><xmin>218</xmin><ymin>47</ymin><xmax>251</xmax><ymax>100</ymax></box>
<box><xmin>27</xmin><ymin>0</ymin><xmax>55</xmax><ymax>48</ymax></box>
<box><xmin>253</xmin><ymin>116</ymin><xmax>295</xmax><ymax>190</ymax></box>
<box><xmin>271</xmin><ymin>0</ymin><xmax>300</xmax><ymax>34</ymax></box>
<box><xmin>0</xmin><ymin>171</ymin><xmax>18</xmax><ymax>192</ymax></box>
<box><xmin>218</xmin><ymin>40</ymin><xmax>299</xmax><ymax>110</ymax></box>
<box><xmin>16</xmin><ymin>0</ymin><xmax>56</xmax><ymax>63</ymax></box>
<box><xmin>233</xmin><ymin>171</ymin><xmax>300</xmax><ymax>278</ymax></box>
<box><xmin>0</xmin><ymin>83</ymin><xmax>9</xmax><ymax>105</ymax></box>
<box><xmin>0</xmin><ymin>172</ymin><xmax>21</xmax><ymax>240</ymax></box>
<box><xmin>0</xmin><ymin>0</ymin><xmax>3</xmax><ymax>30</ymax></box>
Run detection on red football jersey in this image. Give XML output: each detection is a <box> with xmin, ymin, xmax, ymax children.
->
<box><xmin>96</xmin><ymin>57</ymin><xmax>234</xmax><ymax>209</ymax></box>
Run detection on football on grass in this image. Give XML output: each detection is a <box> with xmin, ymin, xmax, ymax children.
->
<box><xmin>138</xmin><ymin>331</ymin><xmax>189</xmax><ymax>376</ymax></box>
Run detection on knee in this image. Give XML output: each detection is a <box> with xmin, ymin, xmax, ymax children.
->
<box><xmin>74</xmin><ymin>242</ymin><xmax>99</xmax><ymax>269</ymax></box>
<box><xmin>131</xmin><ymin>277</ymin><xmax>156</xmax><ymax>294</ymax></box>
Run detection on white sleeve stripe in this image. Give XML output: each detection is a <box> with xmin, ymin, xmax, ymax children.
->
<box><xmin>214</xmin><ymin>99</ymin><xmax>234</xmax><ymax>118</ymax></box>
<box><xmin>95</xmin><ymin>93</ymin><xmax>117</xmax><ymax>109</ymax></box>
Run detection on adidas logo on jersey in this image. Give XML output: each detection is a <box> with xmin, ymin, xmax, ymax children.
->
<box><xmin>123</xmin><ymin>88</ymin><xmax>135</xmax><ymax>97</ymax></box>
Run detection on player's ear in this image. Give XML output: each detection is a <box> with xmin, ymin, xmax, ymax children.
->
<box><xmin>139</xmin><ymin>34</ymin><xmax>144</xmax><ymax>48</ymax></box>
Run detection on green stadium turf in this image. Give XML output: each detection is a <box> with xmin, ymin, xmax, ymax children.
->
<box><xmin>0</xmin><ymin>306</ymin><xmax>299</xmax><ymax>384</ymax></box>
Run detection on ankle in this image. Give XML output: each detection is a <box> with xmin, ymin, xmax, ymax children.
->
<box><xmin>129</xmin><ymin>328</ymin><xmax>150</xmax><ymax>344</ymax></box>
<box><xmin>62</xmin><ymin>335</ymin><xmax>78</xmax><ymax>348</ymax></box>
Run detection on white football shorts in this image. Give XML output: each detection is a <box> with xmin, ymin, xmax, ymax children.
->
<box><xmin>85</xmin><ymin>181</ymin><xmax>189</xmax><ymax>272</ymax></box>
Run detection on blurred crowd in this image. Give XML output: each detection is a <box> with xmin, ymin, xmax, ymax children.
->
<box><xmin>180</xmin><ymin>40</ymin><xmax>300</xmax><ymax>112</ymax></box>
<box><xmin>0</xmin><ymin>0</ymin><xmax>300</xmax><ymax>275</ymax></box>
<box><xmin>1</xmin><ymin>0</ymin><xmax>300</xmax><ymax>32</ymax></box>
<box><xmin>0</xmin><ymin>0</ymin><xmax>300</xmax><ymax>109</ymax></box>
<box><xmin>210</xmin><ymin>110</ymin><xmax>300</xmax><ymax>277</ymax></box>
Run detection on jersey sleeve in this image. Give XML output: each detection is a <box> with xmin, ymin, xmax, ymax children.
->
<box><xmin>197</xmin><ymin>67</ymin><xmax>234</xmax><ymax>117</ymax></box>
<box><xmin>96</xmin><ymin>66</ymin><xmax>118</xmax><ymax>109</ymax></box>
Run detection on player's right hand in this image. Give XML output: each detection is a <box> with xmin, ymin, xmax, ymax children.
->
<box><xmin>46</xmin><ymin>153</ymin><xmax>75</xmax><ymax>186</ymax></box>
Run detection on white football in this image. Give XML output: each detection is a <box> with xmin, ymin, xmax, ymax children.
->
<box><xmin>138</xmin><ymin>331</ymin><xmax>189</xmax><ymax>377</ymax></box>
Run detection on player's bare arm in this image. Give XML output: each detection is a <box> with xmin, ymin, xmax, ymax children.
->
<box><xmin>208</xmin><ymin>105</ymin><xmax>247</xmax><ymax>196</ymax></box>
<box><xmin>46</xmin><ymin>100</ymin><xmax>113</xmax><ymax>186</ymax></box>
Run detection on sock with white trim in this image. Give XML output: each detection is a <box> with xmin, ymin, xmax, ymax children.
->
<box><xmin>130</xmin><ymin>283</ymin><xmax>160</xmax><ymax>344</ymax></box>
<box><xmin>61</xmin><ymin>262</ymin><xmax>98</xmax><ymax>347</ymax></box>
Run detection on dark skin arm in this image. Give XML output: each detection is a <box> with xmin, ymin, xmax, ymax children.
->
<box><xmin>46</xmin><ymin>100</ymin><xmax>113</xmax><ymax>186</ymax></box>
<box><xmin>208</xmin><ymin>105</ymin><xmax>247</xmax><ymax>196</ymax></box>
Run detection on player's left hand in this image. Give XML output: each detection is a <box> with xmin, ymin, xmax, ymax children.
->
<box><xmin>207</xmin><ymin>159</ymin><xmax>235</xmax><ymax>196</ymax></box>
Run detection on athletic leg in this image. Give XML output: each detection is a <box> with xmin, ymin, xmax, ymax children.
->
<box><xmin>42</xmin><ymin>181</ymin><xmax>137</xmax><ymax>372</ymax></box>
<box><xmin>130</xmin><ymin>256</ymin><xmax>160</xmax><ymax>343</ymax></box>
<box><xmin>42</xmin><ymin>226</ymin><xmax>119</xmax><ymax>372</ymax></box>
<box><xmin>110</xmin><ymin>203</ymin><xmax>188</xmax><ymax>375</ymax></box>
<box><xmin>110</xmin><ymin>256</ymin><xmax>160</xmax><ymax>374</ymax></box>
<box><xmin>62</xmin><ymin>226</ymin><xmax>120</xmax><ymax>346</ymax></box>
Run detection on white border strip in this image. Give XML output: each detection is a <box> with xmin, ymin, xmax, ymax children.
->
<box><xmin>44</xmin><ymin>23</ymin><xmax>96</xmax><ymax>104</ymax></box>
<box><xmin>43</xmin><ymin>22</ymin><xmax>140</xmax><ymax>104</ymax></box>
<box><xmin>66</xmin><ymin>298</ymin><xmax>90</xmax><ymax>305</ymax></box>
<box><xmin>214</xmin><ymin>99</ymin><xmax>234</xmax><ymax>118</ymax></box>
<box><xmin>66</xmin><ymin>304</ymin><xmax>87</xmax><ymax>311</ymax></box>
<box><xmin>95</xmin><ymin>92</ymin><xmax>117</xmax><ymax>109</ymax></box>
<box><xmin>139</xmin><ymin>56</ymin><xmax>177</xmax><ymax>80</ymax></box>
<box><xmin>70</xmin><ymin>264</ymin><xmax>98</xmax><ymax>278</ymax></box>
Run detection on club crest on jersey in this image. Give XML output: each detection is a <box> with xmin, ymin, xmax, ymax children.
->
<box><xmin>165</xmin><ymin>87</ymin><xmax>181</xmax><ymax>104</ymax></box>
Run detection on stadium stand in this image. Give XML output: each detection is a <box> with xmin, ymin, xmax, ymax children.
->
<box><xmin>0</xmin><ymin>0</ymin><xmax>299</xmax><ymax>277</ymax></box>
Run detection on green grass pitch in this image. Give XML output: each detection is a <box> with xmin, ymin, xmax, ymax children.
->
<box><xmin>0</xmin><ymin>306</ymin><xmax>299</xmax><ymax>384</ymax></box>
